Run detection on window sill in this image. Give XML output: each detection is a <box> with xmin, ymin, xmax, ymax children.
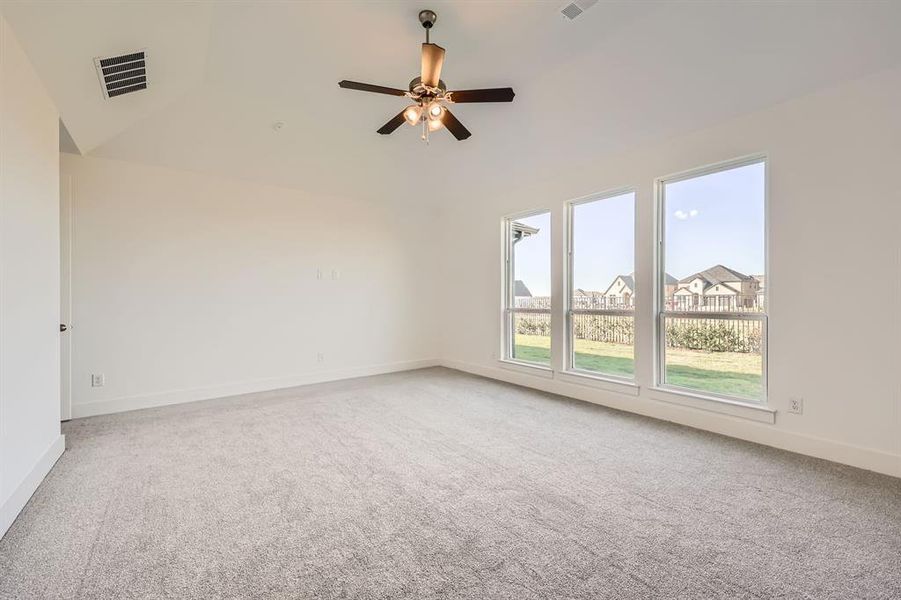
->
<box><xmin>647</xmin><ymin>386</ymin><xmax>775</xmax><ymax>424</ymax></box>
<box><xmin>557</xmin><ymin>370</ymin><xmax>640</xmax><ymax>396</ymax></box>
<box><xmin>497</xmin><ymin>359</ymin><xmax>554</xmax><ymax>378</ymax></box>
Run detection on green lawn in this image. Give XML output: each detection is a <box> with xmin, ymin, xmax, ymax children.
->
<box><xmin>514</xmin><ymin>335</ymin><xmax>762</xmax><ymax>400</ymax></box>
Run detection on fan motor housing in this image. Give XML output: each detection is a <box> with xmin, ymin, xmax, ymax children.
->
<box><xmin>409</xmin><ymin>77</ymin><xmax>446</xmax><ymax>98</ymax></box>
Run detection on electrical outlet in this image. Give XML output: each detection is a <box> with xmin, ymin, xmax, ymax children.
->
<box><xmin>331</xmin><ymin>269</ymin><xmax>340</xmax><ymax>280</ymax></box>
<box><xmin>91</xmin><ymin>373</ymin><xmax>105</xmax><ymax>387</ymax></box>
<box><xmin>788</xmin><ymin>396</ymin><xmax>804</xmax><ymax>414</ymax></box>
<box><xmin>316</xmin><ymin>353</ymin><xmax>324</xmax><ymax>363</ymax></box>
<box><xmin>316</xmin><ymin>268</ymin><xmax>323</xmax><ymax>280</ymax></box>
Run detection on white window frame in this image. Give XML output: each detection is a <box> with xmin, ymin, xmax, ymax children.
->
<box><xmin>654</xmin><ymin>155</ymin><xmax>769</xmax><ymax>405</ymax></box>
<box><xmin>564</xmin><ymin>188</ymin><xmax>637</xmax><ymax>384</ymax></box>
<box><xmin>501</xmin><ymin>209</ymin><xmax>552</xmax><ymax>369</ymax></box>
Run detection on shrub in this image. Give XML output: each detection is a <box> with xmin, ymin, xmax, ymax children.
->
<box><xmin>664</xmin><ymin>320</ymin><xmax>760</xmax><ymax>353</ymax></box>
<box><xmin>515</xmin><ymin>316</ymin><xmax>550</xmax><ymax>337</ymax></box>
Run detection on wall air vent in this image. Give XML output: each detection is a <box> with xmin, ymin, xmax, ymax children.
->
<box><xmin>93</xmin><ymin>50</ymin><xmax>147</xmax><ymax>99</ymax></box>
<box><xmin>561</xmin><ymin>0</ymin><xmax>598</xmax><ymax>20</ymax></box>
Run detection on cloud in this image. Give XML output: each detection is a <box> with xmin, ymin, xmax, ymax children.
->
<box><xmin>674</xmin><ymin>209</ymin><xmax>699</xmax><ymax>221</ymax></box>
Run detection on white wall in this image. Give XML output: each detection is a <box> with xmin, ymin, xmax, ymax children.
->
<box><xmin>0</xmin><ymin>14</ymin><xmax>64</xmax><ymax>538</ymax></box>
<box><xmin>438</xmin><ymin>67</ymin><xmax>901</xmax><ymax>478</ymax></box>
<box><xmin>61</xmin><ymin>154</ymin><xmax>440</xmax><ymax>417</ymax></box>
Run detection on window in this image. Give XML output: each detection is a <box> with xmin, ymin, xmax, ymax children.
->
<box><xmin>503</xmin><ymin>211</ymin><xmax>551</xmax><ymax>366</ymax></box>
<box><xmin>657</xmin><ymin>157</ymin><xmax>767</xmax><ymax>402</ymax></box>
<box><xmin>567</xmin><ymin>190</ymin><xmax>635</xmax><ymax>379</ymax></box>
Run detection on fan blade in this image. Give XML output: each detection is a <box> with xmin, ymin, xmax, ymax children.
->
<box><xmin>377</xmin><ymin>110</ymin><xmax>407</xmax><ymax>135</ymax></box>
<box><xmin>440</xmin><ymin>107</ymin><xmax>471</xmax><ymax>141</ymax></box>
<box><xmin>420</xmin><ymin>43</ymin><xmax>445</xmax><ymax>88</ymax></box>
<box><xmin>338</xmin><ymin>80</ymin><xmax>407</xmax><ymax>96</ymax></box>
<box><xmin>448</xmin><ymin>88</ymin><xmax>515</xmax><ymax>103</ymax></box>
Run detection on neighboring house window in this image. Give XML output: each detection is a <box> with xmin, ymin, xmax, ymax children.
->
<box><xmin>657</xmin><ymin>158</ymin><xmax>767</xmax><ymax>402</ymax></box>
<box><xmin>567</xmin><ymin>190</ymin><xmax>635</xmax><ymax>379</ymax></box>
<box><xmin>503</xmin><ymin>211</ymin><xmax>551</xmax><ymax>366</ymax></box>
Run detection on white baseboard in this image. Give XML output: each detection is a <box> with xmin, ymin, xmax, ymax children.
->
<box><xmin>1</xmin><ymin>434</ymin><xmax>66</xmax><ymax>540</ymax></box>
<box><xmin>441</xmin><ymin>359</ymin><xmax>901</xmax><ymax>479</ymax></box>
<box><xmin>71</xmin><ymin>359</ymin><xmax>441</xmax><ymax>419</ymax></box>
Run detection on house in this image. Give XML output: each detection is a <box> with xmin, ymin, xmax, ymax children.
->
<box><xmin>602</xmin><ymin>273</ymin><xmax>678</xmax><ymax>307</ymax></box>
<box><xmin>511</xmin><ymin>221</ymin><xmax>539</xmax><ymax>243</ymax></box>
<box><xmin>754</xmin><ymin>274</ymin><xmax>766</xmax><ymax>309</ymax></box>
<box><xmin>604</xmin><ymin>274</ymin><xmax>635</xmax><ymax>307</ymax></box>
<box><xmin>673</xmin><ymin>265</ymin><xmax>761</xmax><ymax>310</ymax></box>
<box><xmin>573</xmin><ymin>288</ymin><xmax>605</xmax><ymax>309</ymax></box>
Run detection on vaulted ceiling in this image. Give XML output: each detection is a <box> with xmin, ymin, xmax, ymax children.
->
<box><xmin>2</xmin><ymin>1</ymin><xmax>900</xmax><ymax>201</ymax></box>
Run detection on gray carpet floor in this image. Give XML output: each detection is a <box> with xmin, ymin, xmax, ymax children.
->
<box><xmin>1</xmin><ymin>367</ymin><xmax>899</xmax><ymax>599</ymax></box>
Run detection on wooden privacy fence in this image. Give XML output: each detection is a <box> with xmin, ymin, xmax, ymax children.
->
<box><xmin>571</xmin><ymin>313</ymin><xmax>634</xmax><ymax>345</ymax></box>
<box><xmin>512</xmin><ymin>312</ymin><xmax>634</xmax><ymax>344</ymax></box>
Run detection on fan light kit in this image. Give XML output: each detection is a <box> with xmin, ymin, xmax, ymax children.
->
<box><xmin>338</xmin><ymin>9</ymin><xmax>515</xmax><ymax>142</ymax></box>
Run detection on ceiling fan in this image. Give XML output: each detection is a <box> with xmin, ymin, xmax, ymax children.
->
<box><xmin>338</xmin><ymin>9</ymin><xmax>515</xmax><ymax>142</ymax></box>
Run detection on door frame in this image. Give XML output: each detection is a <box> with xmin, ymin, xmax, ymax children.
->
<box><xmin>60</xmin><ymin>171</ymin><xmax>73</xmax><ymax>421</ymax></box>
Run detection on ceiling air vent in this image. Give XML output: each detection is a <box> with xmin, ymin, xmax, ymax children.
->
<box><xmin>561</xmin><ymin>0</ymin><xmax>598</xmax><ymax>20</ymax></box>
<box><xmin>93</xmin><ymin>50</ymin><xmax>147</xmax><ymax>99</ymax></box>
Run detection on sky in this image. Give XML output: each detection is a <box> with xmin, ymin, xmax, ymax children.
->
<box><xmin>513</xmin><ymin>211</ymin><xmax>551</xmax><ymax>296</ymax></box>
<box><xmin>513</xmin><ymin>161</ymin><xmax>765</xmax><ymax>298</ymax></box>
<box><xmin>664</xmin><ymin>161</ymin><xmax>765</xmax><ymax>280</ymax></box>
<box><xmin>572</xmin><ymin>191</ymin><xmax>634</xmax><ymax>294</ymax></box>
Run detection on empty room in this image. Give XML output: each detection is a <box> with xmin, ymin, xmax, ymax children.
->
<box><xmin>0</xmin><ymin>1</ymin><xmax>899</xmax><ymax>598</ymax></box>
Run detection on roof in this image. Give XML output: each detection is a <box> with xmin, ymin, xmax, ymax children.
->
<box><xmin>704</xmin><ymin>282</ymin><xmax>741</xmax><ymax>295</ymax></box>
<box><xmin>602</xmin><ymin>274</ymin><xmax>634</xmax><ymax>296</ymax></box>
<box><xmin>511</xmin><ymin>222</ymin><xmax>539</xmax><ymax>242</ymax></box>
<box><xmin>679</xmin><ymin>264</ymin><xmax>754</xmax><ymax>286</ymax></box>
<box><xmin>513</xmin><ymin>280</ymin><xmax>532</xmax><ymax>297</ymax></box>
